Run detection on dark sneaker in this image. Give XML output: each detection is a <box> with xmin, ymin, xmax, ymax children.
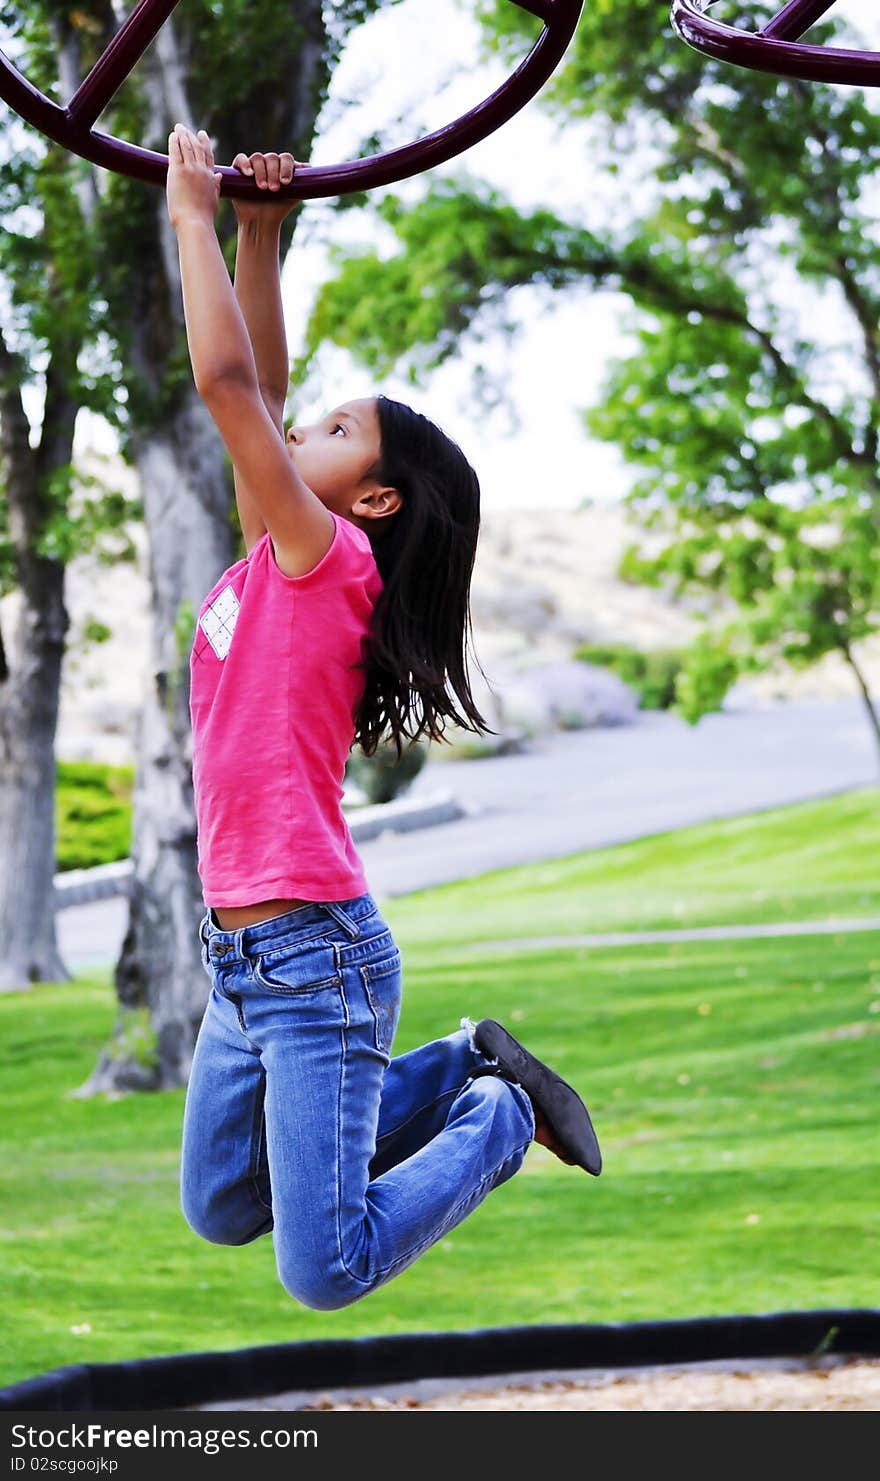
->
<box><xmin>473</xmin><ymin>1018</ymin><xmax>602</xmax><ymax>1176</ymax></box>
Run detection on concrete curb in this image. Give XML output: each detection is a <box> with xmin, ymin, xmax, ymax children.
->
<box><xmin>53</xmin><ymin>859</ymin><xmax>134</xmax><ymax>909</ymax></box>
<box><xmin>53</xmin><ymin>790</ymin><xmax>465</xmax><ymax>909</ymax></box>
<box><xmin>347</xmin><ymin>789</ymin><xmax>465</xmax><ymax>842</ymax></box>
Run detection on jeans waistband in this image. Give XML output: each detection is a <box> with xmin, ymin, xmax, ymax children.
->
<box><xmin>199</xmin><ymin>893</ymin><xmax>378</xmax><ymax>958</ymax></box>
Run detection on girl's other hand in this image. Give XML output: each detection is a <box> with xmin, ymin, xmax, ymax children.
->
<box><xmin>231</xmin><ymin>151</ymin><xmax>302</xmax><ymax>226</ymax></box>
<box><xmin>166</xmin><ymin>124</ymin><xmax>221</xmax><ymax>229</ymax></box>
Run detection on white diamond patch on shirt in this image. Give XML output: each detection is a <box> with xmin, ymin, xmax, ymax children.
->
<box><xmin>199</xmin><ymin>584</ymin><xmax>240</xmax><ymax>660</ymax></box>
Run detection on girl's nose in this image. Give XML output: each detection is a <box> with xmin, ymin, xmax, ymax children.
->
<box><xmin>287</xmin><ymin>426</ymin><xmax>303</xmax><ymax>445</ymax></box>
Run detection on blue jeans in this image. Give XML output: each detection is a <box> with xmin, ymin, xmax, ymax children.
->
<box><xmin>180</xmin><ymin>892</ymin><xmax>534</xmax><ymax>1310</ymax></box>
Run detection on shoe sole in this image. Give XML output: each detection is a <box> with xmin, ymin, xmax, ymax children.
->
<box><xmin>473</xmin><ymin>1018</ymin><xmax>602</xmax><ymax>1176</ymax></box>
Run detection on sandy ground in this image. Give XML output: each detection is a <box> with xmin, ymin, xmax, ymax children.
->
<box><xmin>198</xmin><ymin>1357</ymin><xmax>880</xmax><ymax>1412</ymax></box>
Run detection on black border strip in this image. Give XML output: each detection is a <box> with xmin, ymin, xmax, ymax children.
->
<box><xmin>2</xmin><ymin>1309</ymin><xmax>878</xmax><ymax>1411</ymax></box>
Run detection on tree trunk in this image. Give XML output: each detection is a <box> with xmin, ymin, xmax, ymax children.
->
<box><xmin>842</xmin><ymin>641</ymin><xmax>880</xmax><ymax>771</ymax></box>
<box><xmin>0</xmin><ymin>557</ymin><xmax>70</xmax><ymax>992</ymax></box>
<box><xmin>0</xmin><ymin>341</ymin><xmax>73</xmax><ymax>991</ymax></box>
<box><xmin>82</xmin><ymin>403</ymin><xmax>233</xmax><ymax>1089</ymax></box>
<box><xmin>82</xmin><ymin>2</ymin><xmax>329</xmax><ymax>1089</ymax></box>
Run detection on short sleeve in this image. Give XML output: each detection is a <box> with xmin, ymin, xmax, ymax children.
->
<box><xmin>262</xmin><ymin>514</ymin><xmax>378</xmax><ymax>593</ymax></box>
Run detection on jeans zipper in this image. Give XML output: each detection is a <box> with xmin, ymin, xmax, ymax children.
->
<box><xmin>229</xmin><ymin>992</ymin><xmax>247</xmax><ymax>1033</ymax></box>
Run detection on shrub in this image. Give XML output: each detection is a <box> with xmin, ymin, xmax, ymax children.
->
<box><xmin>344</xmin><ymin>740</ymin><xmax>429</xmax><ymax>805</ymax></box>
<box><xmin>56</xmin><ymin>761</ymin><xmax>133</xmax><ymax>871</ymax></box>
<box><xmin>435</xmin><ymin>728</ymin><xmax>531</xmax><ymax>759</ymax></box>
<box><xmin>574</xmin><ymin>643</ymin><xmax>684</xmax><ymax>711</ymax></box>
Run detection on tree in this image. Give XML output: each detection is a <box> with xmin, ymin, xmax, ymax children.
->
<box><xmin>300</xmin><ymin>1</ymin><xmax>880</xmax><ymax>752</ymax></box>
<box><xmin>0</xmin><ymin>3</ymin><xmax>384</xmax><ymax>1088</ymax></box>
<box><xmin>0</xmin><ymin>113</ymin><xmax>142</xmax><ymax>991</ymax></box>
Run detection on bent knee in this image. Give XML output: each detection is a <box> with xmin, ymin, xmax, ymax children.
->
<box><xmin>276</xmin><ymin>1261</ymin><xmax>372</xmax><ymax>1312</ymax></box>
<box><xmin>471</xmin><ymin>1069</ymin><xmax>534</xmax><ymax>1138</ymax></box>
<box><xmin>181</xmin><ymin>1193</ymin><xmax>267</xmax><ymax>1248</ymax></box>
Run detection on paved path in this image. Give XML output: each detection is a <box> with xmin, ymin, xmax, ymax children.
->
<box><xmin>56</xmin><ymin>699</ymin><xmax>878</xmax><ymax>971</ymax></box>
<box><xmin>435</xmin><ymin>917</ymin><xmax>880</xmax><ymax>959</ymax></box>
<box><xmin>398</xmin><ymin>698</ymin><xmax>876</xmax><ymax>897</ymax></box>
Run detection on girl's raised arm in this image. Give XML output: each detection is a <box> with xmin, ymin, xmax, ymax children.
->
<box><xmin>166</xmin><ymin>124</ymin><xmax>334</xmax><ymax>578</ymax></box>
<box><xmin>229</xmin><ymin>152</ymin><xmax>300</xmax><ymax>553</ymax></box>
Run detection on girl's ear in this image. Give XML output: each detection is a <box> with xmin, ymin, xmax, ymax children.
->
<box><xmin>358</xmin><ymin>486</ymin><xmax>402</xmax><ymax>520</ymax></box>
<box><xmin>378</xmin><ymin>486</ymin><xmax>402</xmax><ymax>516</ymax></box>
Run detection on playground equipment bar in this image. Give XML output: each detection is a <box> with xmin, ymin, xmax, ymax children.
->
<box><xmin>0</xmin><ymin>0</ymin><xmax>584</xmax><ymax>198</ymax></box>
<box><xmin>762</xmin><ymin>0</ymin><xmax>837</xmax><ymax>43</ymax></box>
<box><xmin>670</xmin><ymin>0</ymin><xmax>880</xmax><ymax>86</ymax></box>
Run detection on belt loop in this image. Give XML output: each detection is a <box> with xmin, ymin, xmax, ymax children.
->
<box><xmin>321</xmin><ymin>901</ymin><xmax>360</xmax><ymax>939</ymax></box>
<box><xmin>198</xmin><ymin>911</ymin><xmax>210</xmax><ymax>947</ymax></box>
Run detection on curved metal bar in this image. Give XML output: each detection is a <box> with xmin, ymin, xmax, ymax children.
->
<box><xmin>0</xmin><ymin>46</ymin><xmax>70</xmax><ymax>140</ymax></box>
<box><xmin>761</xmin><ymin>1</ymin><xmax>836</xmax><ymax>43</ymax></box>
<box><xmin>670</xmin><ymin>0</ymin><xmax>880</xmax><ymax>86</ymax></box>
<box><xmin>0</xmin><ymin>0</ymin><xmax>583</xmax><ymax>198</ymax></box>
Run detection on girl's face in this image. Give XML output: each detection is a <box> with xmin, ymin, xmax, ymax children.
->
<box><xmin>286</xmin><ymin>397</ymin><xmax>392</xmax><ymax>521</ymax></box>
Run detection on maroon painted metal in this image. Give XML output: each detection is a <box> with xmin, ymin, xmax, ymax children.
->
<box><xmin>0</xmin><ymin>0</ymin><xmax>582</xmax><ymax>198</ymax></box>
<box><xmin>670</xmin><ymin>0</ymin><xmax>880</xmax><ymax>86</ymax></box>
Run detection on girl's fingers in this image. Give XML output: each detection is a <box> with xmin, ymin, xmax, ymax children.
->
<box><xmin>228</xmin><ymin>145</ymin><xmax>306</xmax><ymax>191</ymax></box>
<box><xmin>170</xmin><ymin>124</ymin><xmax>222</xmax><ymax>190</ymax></box>
<box><xmin>178</xmin><ymin>125</ymin><xmax>196</xmax><ymax>164</ymax></box>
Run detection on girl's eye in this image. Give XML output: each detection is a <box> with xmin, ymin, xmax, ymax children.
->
<box><xmin>331</xmin><ymin>423</ymin><xmax>346</xmax><ymax>437</ymax></box>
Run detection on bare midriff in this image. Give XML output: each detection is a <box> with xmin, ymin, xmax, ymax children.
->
<box><xmin>212</xmin><ymin>897</ymin><xmax>313</xmax><ymax>931</ymax></box>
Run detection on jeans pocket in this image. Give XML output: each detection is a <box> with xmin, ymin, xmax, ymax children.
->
<box><xmin>252</xmin><ymin>938</ymin><xmax>342</xmax><ymax>995</ymax></box>
<box><xmin>360</xmin><ymin>952</ymin><xmax>402</xmax><ymax>1057</ymax></box>
<box><xmin>198</xmin><ymin>916</ymin><xmax>211</xmax><ymax>976</ymax></box>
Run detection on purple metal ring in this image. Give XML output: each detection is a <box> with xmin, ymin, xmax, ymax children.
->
<box><xmin>670</xmin><ymin>0</ymin><xmax>879</xmax><ymax>86</ymax></box>
<box><xmin>0</xmin><ymin>0</ymin><xmax>583</xmax><ymax>198</ymax></box>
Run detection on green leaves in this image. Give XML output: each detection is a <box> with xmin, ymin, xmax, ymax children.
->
<box><xmin>636</xmin><ymin>493</ymin><xmax>880</xmax><ymax>723</ymax></box>
<box><xmin>674</xmin><ymin>632</ymin><xmax>742</xmax><ymax>726</ymax></box>
<box><xmin>302</xmin><ymin>183</ymin><xmax>612</xmax><ymax>379</ymax></box>
<box><xmin>0</xmin><ymin>142</ymin><xmax>109</xmax><ymax>399</ymax></box>
<box><xmin>33</xmin><ymin>462</ymin><xmax>142</xmax><ymax>568</ymax></box>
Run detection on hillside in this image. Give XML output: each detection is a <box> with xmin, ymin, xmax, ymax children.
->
<box><xmin>2</xmin><ymin>501</ymin><xmax>876</xmax><ymax>765</ymax></box>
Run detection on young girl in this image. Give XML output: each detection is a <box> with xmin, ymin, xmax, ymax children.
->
<box><xmin>168</xmin><ymin>124</ymin><xmax>601</xmax><ymax>1312</ymax></box>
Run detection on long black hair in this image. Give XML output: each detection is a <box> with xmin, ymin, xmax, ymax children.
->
<box><xmin>353</xmin><ymin>396</ymin><xmax>496</xmax><ymax>760</ymax></box>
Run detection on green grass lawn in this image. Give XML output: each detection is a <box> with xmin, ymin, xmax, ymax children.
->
<box><xmin>387</xmin><ymin>786</ymin><xmax>880</xmax><ymax>951</ymax></box>
<box><xmin>2</xmin><ymin>789</ymin><xmax>879</xmax><ymax>1389</ymax></box>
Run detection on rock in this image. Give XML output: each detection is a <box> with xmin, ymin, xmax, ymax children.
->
<box><xmin>520</xmin><ymin>659</ymin><xmax>639</xmax><ymax>729</ymax></box>
<box><xmin>462</xmin><ymin>656</ymin><xmax>638</xmax><ymax>744</ymax></box>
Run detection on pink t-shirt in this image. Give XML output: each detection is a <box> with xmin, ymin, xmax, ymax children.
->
<box><xmin>189</xmin><ymin>515</ymin><xmax>383</xmax><ymax>906</ymax></box>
